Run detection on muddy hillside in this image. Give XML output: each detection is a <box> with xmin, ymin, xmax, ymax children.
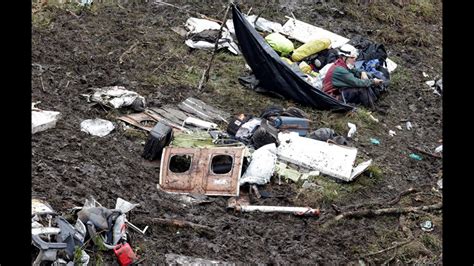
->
<box><xmin>32</xmin><ymin>0</ymin><xmax>442</xmax><ymax>264</ymax></box>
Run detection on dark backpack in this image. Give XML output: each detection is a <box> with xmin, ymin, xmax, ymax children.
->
<box><xmin>251</xmin><ymin>119</ymin><xmax>279</xmax><ymax>149</ymax></box>
<box><xmin>227</xmin><ymin>113</ymin><xmax>253</xmax><ymax>136</ymax></box>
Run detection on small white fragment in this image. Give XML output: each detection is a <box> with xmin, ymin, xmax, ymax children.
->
<box><xmin>347</xmin><ymin>122</ymin><xmax>357</xmax><ymax>138</ymax></box>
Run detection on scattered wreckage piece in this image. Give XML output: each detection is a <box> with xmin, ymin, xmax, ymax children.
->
<box><xmin>184</xmin><ymin>17</ymin><xmax>240</xmax><ymax>55</ymax></box>
<box><xmin>31</xmin><ymin>199</ymin><xmax>89</xmax><ymax>265</ymax></box>
<box><xmin>240</xmin><ymin>143</ymin><xmax>277</xmax><ymax>186</ymax></box>
<box><xmin>32</xmin><ymin>198</ymin><xmax>56</xmax><ymax>215</ymax></box>
<box><xmin>183</xmin><ymin>117</ymin><xmax>218</xmax><ymax>130</ymax></box>
<box><xmin>178</xmin><ymin>97</ymin><xmax>230</xmax><ymax>123</ymax></box>
<box><xmin>281</xmin><ymin>16</ymin><xmax>349</xmax><ymax>49</ymax></box>
<box><xmin>144</xmin><ymin>108</ymin><xmax>188</xmax><ymax>131</ymax></box>
<box><xmin>385</xmin><ymin>58</ymin><xmax>398</xmax><ymax>73</ymax></box>
<box><xmin>159</xmin><ymin>146</ymin><xmax>245</xmax><ymax>196</ymax></box>
<box><xmin>85</xmin><ymin>86</ymin><xmax>146</xmax><ymax>111</ymax></box>
<box><xmin>149</xmin><ymin>106</ymin><xmax>189</xmax><ymax>126</ymax></box>
<box><xmin>226</xmin><ymin>14</ymin><xmax>283</xmax><ymax>35</ymax></box>
<box><xmin>347</xmin><ymin>122</ymin><xmax>357</xmax><ymax>138</ymax></box>
<box><xmin>80</xmin><ymin>118</ymin><xmax>115</xmax><ymax>137</ymax></box>
<box><xmin>71</xmin><ymin>198</ymin><xmax>141</xmax><ymax>265</ymax></box>
<box><xmin>277</xmin><ymin>132</ymin><xmax>372</xmax><ymax>182</ymax></box>
<box><xmin>74</xmin><ymin>196</ymin><xmax>143</xmax><ymax>259</ymax></box>
<box><xmin>117</xmin><ymin>112</ymin><xmax>158</xmax><ymax>132</ymax></box>
<box><xmin>274</xmin><ymin>162</ymin><xmax>320</xmax><ymax>183</ymax></box>
<box><xmin>227</xmin><ymin>197</ymin><xmax>320</xmax><ymax>217</ymax></box>
<box><xmin>425</xmin><ymin>78</ymin><xmax>442</xmax><ymax>96</ymax></box>
<box><xmin>32</xmin><ymin>103</ymin><xmax>61</xmax><ymax>134</ymax></box>
<box><xmin>118</xmin><ymin>98</ymin><xmax>231</xmax><ymax>132</ymax></box>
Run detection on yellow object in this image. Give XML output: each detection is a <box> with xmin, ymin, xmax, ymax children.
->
<box><xmin>299</xmin><ymin>61</ymin><xmax>312</xmax><ymax>74</ymax></box>
<box><xmin>291</xmin><ymin>38</ymin><xmax>332</xmax><ymax>62</ymax></box>
<box><xmin>265</xmin><ymin>33</ymin><xmax>295</xmax><ymax>57</ymax></box>
<box><xmin>280</xmin><ymin>57</ymin><xmax>294</xmax><ymax>65</ymax></box>
<box><xmin>309</xmin><ymin>71</ymin><xmax>319</xmax><ymax>77</ymax></box>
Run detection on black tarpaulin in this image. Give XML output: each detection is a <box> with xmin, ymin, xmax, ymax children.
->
<box><xmin>231</xmin><ymin>5</ymin><xmax>354</xmax><ymax>112</ymax></box>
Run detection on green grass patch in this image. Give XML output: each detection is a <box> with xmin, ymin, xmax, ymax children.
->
<box><xmin>294</xmin><ymin>161</ymin><xmax>383</xmax><ymax>207</ymax></box>
<box><xmin>407</xmin><ymin>0</ymin><xmax>438</xmax><ymax>23</ymax></box>
<box><xmin>74</xmin><ymin>246</ymin><xmax>85</xmax><ymax>266</ymax></box>
<box><xmin>420</xmin><ymin>234</ymin><xmax>441</xmax><ymax>254</ymax></box>
<box><xmin>32</xmin><ymin>8</ymin><xmax>54</xmax><ymax>29</ymax></box>
<box><xmin>123</xmin><ymin>128</ymin><xmax>147</xmax><ymax>140</ymax></box>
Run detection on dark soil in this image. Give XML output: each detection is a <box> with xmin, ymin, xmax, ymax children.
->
<box><xmin>32</xmin><ymin>0</ymin><xmax>442</xmax><ymax>264</ymax></box>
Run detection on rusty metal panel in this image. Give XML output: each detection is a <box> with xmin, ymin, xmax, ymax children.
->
<box><xmin>159</xmin><ymin>146</ymin><xmax>244</xmax><ymax>196</ymax></box>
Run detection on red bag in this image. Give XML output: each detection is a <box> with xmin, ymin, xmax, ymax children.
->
<box><xmin>114</xmin><ymin>243</ymin><xmax>137</xmax><ymax>266</ymax></box>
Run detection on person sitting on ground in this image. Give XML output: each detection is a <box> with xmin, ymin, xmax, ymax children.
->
<box><xmin>322</xmin><ymin>44</ymin><xmax>383</xmax><ymax>107</ymax></box>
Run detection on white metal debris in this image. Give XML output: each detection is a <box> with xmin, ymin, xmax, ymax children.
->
<box><xmin>435</xmin><ymin>145</ymin><xmax>442</xmax><ymax>153</ymax></box>
<box><xmin>437</xmin><ymin>179</ymin><xmax>442</xmax><ymax>189</ymax></box>
<box><xmin>183</xmin><ymin>117</ymin><xmax>218</xmax><ymax>130</ymax></box>
<box><xmin>115</xmin><ymin>198</ymin><xmax>140</xmax><ymax>214</ymax></box>
<box><xmin>420</xmin><ymin>220</ymin><xmax>434</xmax><ymax>232</ymax></box>
<box><xmin>32</xmin><ymin>103</ymin><xmax>61</xmax><ymax>134</ymax></box>
<box><xmin>385</xmin><ymin>58</ymin><xmax>398</xmax><ymax>73</ymax></box>
<box><xmin>347</xmin><ymin>122</ymin><xmax>357</xmax><ymax>138</ymax></box>
<box><xmin>389</xmin><ymin>130</ymin><xmax>396</xmax><ymax>136</ymax></box>
<box><xmin>247</xmin><ymin>15</ymin><xmax>283</xmax><ymax>33</ymax></box>
<box><xmin>185</xmin><ymin>17</ymin><xmax>221</xmax><ymax>34</ymax></box>
<box><xmin>184</xmin><ymin>17</ymin><xmax>240</xmax><ymax>55</ymax></box>
<box><xmin>425</xmin><ymin>80</ymin><xmax>436</xmax><ymax>87</ymax></box>
<box><xmin>406</xmin><ymin>121</ymin><xmax>413</xmax><ymax>130</ymax></box>
<box><xmin>240</xmin><ymin>143</ymin><xmax>277</xmax><ymax>185</ymax></box>
<box><xmin>281</xmin><ymin>17</ymin><xmax>349</xmax><ymax>48</ymax></box>
<box><xmin>80</xmin><ymin>118</ymin><xmax>115</xmax><ymax>137</ymax></box>
<box><xmin>349</xmin><ymin>159</ymin><xmax>373</xmax><ymax>181</ymax></box>
<box><xmin>276</xmin><ymin>133</ymin><xmax>371</xmax><ymax>182</ymax></box>
<box><xmin>88</xmin><ymin>86</ymin><xmax>146</xmax><ymax>110</ymax></box>
<box><xmin>226</xmin><ymin>15</ymin><xmax>283</xmax><ymax>35</ymax></box>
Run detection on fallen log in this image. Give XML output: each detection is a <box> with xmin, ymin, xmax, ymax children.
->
<box><xmin>334</xmin><ymin>202</ymin><xmax>442</xmax><ymax>221</ymax></box>
<box><xmin>386</xmin><ymin>187</ymin><xmax>418</xmax><ymax>205</ymax></box>
<box><xmin>408</xmin><ymin>145</ymin><xmax>442</xmax><ymax>159</ymax></box>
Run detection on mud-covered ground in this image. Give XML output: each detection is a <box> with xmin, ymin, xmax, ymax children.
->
<box><xmin>32</xmin><ymin>0</ymin><xmax>442</xmax><ymax>264</ymax></box>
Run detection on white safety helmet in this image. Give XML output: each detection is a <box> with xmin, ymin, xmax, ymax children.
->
<box><xmin>338</xmin><ymin>44</ymin><xmax>359</xmax><ymax>58</ymax></box>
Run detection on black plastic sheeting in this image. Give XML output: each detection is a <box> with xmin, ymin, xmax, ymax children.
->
<box><xmin>231</xmin><ymin>5</ymin><xmax>354</xmax><ymax>112</ymax></box>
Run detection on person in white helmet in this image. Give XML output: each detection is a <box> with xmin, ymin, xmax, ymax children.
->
<box><xmin>322</xmin><ymin>44</ymin><xmax>383</xmax><ymax>107</ymax></box>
